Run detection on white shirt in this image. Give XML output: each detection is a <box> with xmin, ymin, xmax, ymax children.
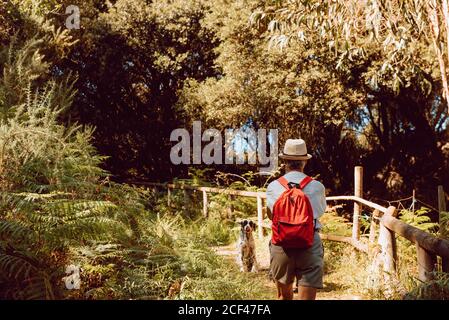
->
<box><xmin>266</xmin><ymin>171</ymin><xmax>326</xmax><ymax>230</ymax></box>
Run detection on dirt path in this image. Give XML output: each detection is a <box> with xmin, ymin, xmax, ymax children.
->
<box><xmin>212</xmin><ymin>240</ymin><xmax>364</xmax><ymax>300</ymax></box>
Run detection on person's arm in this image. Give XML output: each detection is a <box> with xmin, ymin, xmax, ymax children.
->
<box><xmin>266</xmin><ymin>183</ymin><xmax>276</xmax><ymax>221</ymax></box>
<box><xmin>267</xmin><ymin>206</ymin><xmax>273</xmax><ymax>220</ymax></box>
<box><xmin>316</xmin><ymin>183</ymin><xmax>327</xmax><ymax>219</ymax></box>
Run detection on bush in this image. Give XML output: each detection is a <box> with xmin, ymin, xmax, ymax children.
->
<box><xmin>0</xmin><ymin>32</ymin><xmax>265</xmax><ymax>300</ymax></box>
<box><xmin>404</xmin><ymin>272</ymin><xmax>449</xmax><ymax>300</ymax></box>
<box><xmin>195</xmin><ymin>218</ymin><xmax>234</xmax><ymax>246</ymax></box>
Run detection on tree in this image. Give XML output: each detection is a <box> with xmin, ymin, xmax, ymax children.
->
<box><xmin>251</xmin><ymin>0</ymin><xmax>449</xmax><ymax>113</ymax></box>
<box><xmin>248</xmin><ymin>0</ymin><xmax>449</xmax><ymax>199</ymax></box>
<box><xmin>178</xmin><ymin>0</ymin><xmax>366</xmax><ymax>192</ymax></box>
<box><xmin>51</xmin><ymin>0</ymin><xmax>219</xmax><ymax>181</ymax></box>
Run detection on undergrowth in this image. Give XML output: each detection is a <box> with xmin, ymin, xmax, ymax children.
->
<box><xmin>319</xmin><ymin>207</ymin><xmax>449</xmax><ymax>300</ymax></box>
<box><xmin>0</xmin><ymin>35</ymin><xmax>265</xmax><ymax>300</ymax></box>
<box><xmin>64</xmin><ymin>211</ymin><xmax>267</xmax><ymax>300</ymax></box>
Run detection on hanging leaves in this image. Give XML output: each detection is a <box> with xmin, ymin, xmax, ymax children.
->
<box><xmin>251</xmin><ymin>0</ymin><xmax>449</xmax><ymax>112</ymax></box>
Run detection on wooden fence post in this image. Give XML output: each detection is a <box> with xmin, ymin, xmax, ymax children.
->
<box><xmin>202</xmin><ymin>190</ymin><xmax>208</xmax><ymax>218</ymax></box>
<box><xmin>257</xmin><ymin>195</ymin><xmax>263</xmax><ymax>239</ymax></box>
<box><xmin>167</xmin><ymin>186</ymin><xmax>171</xmax><ymax>208</ymax></box>
<box><xmin>262</xmin><ymin>198</ymin><xmax>267</xmax><ymax>225</ymax></box>
<box><xmin>417</xmin><ymin>244</ymin><xmax>437</xmax><ymax>281</ymax></box>
<box><xmin>183</xmin><ymin>189</ymin><xmax>189</xmax><ymax>211</ymax></box>
<box><xmin>378</xmin><ymin>206</ymin><xmax>398</xmax><ymax>276</ymax></box>
<box><xmin>353</xmin><ymin>166</ymin><xmax>363</xmax><ymax>241</ymax></box>
<box><xmin>227</xmin><ymin>195</ymin><xmax>235</xmax><ymax>219</ymax></box>
<box><xmin>438</xmin><ymin>185</ymin><xmax>449</xmax><ymax>272</ymax></box>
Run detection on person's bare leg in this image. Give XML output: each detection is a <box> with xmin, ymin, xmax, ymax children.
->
<box><xmin>276</xmin><ymin>281</ymin><xmax>294</xmax><ymax>300</ymax></box>
<box><xmin>297</xmin><ymin>286</ymin><xmax>317</xmax><ymax>300</ymax></box>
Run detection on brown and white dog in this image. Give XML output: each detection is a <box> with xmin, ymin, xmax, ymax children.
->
<box><xmin>237</xmin><ymin>219</ymin><xmax>259</xmax><ymax>272</ymax></box>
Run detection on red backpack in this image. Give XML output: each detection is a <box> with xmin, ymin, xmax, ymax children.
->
<box><xmin>271</xmin><ymin>176</ymin><xmax>314</xmax><ymax>248</ymax></box>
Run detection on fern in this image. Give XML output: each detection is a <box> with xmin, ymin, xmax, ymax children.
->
<box><xmin>405</xmin><ymin>272</ymin><xmax>449</xmax><ymax>300</ymax></box>
<box><xmin>320</xmin><ymin>210</ymin><xmax>352</xmax><ymax>237</ymax></box>
<box><xmin>394</xmin><ymin>207</ymin><xmax>439</xmax><ymax>288</ymax></box>
<box><xmin>399</xmin><ymin>207</ymin><xmax>438</xmax><ymax>234</ymax></box>
<box><xmin>0</xmin><ymin>31</ymin><xmax>134</xmax><ymax>299</ymax></box>
<box><xmin>0</xmin><ymin>7</ymin><xmax>271</xmax><ymax>301</ymax></box>
<box><xmin>0</xmin><ymin>190</ymin><xmax>127</xmax><ymax>298</ymax></box>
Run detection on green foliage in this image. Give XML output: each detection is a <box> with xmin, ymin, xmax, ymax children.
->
<box><xmin>195</xmin><ymin>218</ymin><xmax>234</xmax><ymax>246</ymax></box>
<box><xmin>5</xmin><ymin>0</ymin><xmax>447</xmax><ymax>203</ymax></box>
<box><xmin>251</xmin><ymin>0</ymin><xmax>437</xmax><ymax>97</ymax></box>
<box><xmin>440</xmin><ymin>211</ymin><xmax>449</xmax><ymax>240</ymax></box>
<box><xmin>0</xmin><ymin>85</ymin><xmax>105</xmax><ymax>191</ymax></box>
<box><xmin>248</xmin><ymin>0</ymin><xmax>448</xmax><ymax>198</ymax></box>
<box><xmin>405</xmin><ymin>272</ymin><xmax>449</xmax><ymax>300</ymax></box>
<box><xmin>0</xmin><ymin>192</ymin><xmax>125</xmax><ymax>299</ymax></box>
<box><xmin>61</xmin><ymin>214</ymin><xmax>266</xmax><ymax>300</ymax></box>
<box><xmin>392</xmin><ymin>207</ymin><xmax>445</xmax><ymax>299</ymax></box>
<box><xmin>320</xmin><ymin>210</ymin><xmax>352</xmax><ymax>237</ymax></box>
<box><xmin>399</xmin><ymin>207</ymin><xmax>438</xmax><ymax>233</ymax></box>
<box><xmin>186</xmin><ymin>168</ymin><xmax>214</xmax><ymax>186</ymax></box>
<box><xmin>179</xmin><ymin>0</ymin><xmax>363</xmax><ymax>135</ymax></box>
<box><xmin>0</xmin><ymin>30</ymin><xmax>114</xmax><ymax>299</ymax></box>
<box><xmin>319</xmin><ymin>206</ymin><xmax>447</xmax><ymax>300</ymax></box>
<box><xmin>396</xmin><ymin>207</ymin><xmax>438</xmax><ymax>270</ymax></box>
<box><xmin>0</xmin><ymin>49</ymin><xmax>149</xmax><ymax>297</ymax></box>
<box><xmin>2</xmin><ymin>0</ymin><xmax>449</xmax><ymax>301</ymax></box>
<box><xmin>0</xmin><ymin>19</ymin><xmax>262</xmax><ymax>300</ymax></box>
<box><xmin>56</xmin><ymin>0</ymin><xmax>218</xmax><ymax>181</ymax></box>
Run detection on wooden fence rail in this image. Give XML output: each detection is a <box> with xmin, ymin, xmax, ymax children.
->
<box><xmin>129</xmin><ymin>166</ymin><xmax>449</xmax><ymax>283</ymax></box>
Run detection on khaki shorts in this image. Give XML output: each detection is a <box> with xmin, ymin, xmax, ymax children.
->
<box><xmin>270</xmin><ymin>232</ymin><xmax>324</xmax><ymax>289</ymax></box>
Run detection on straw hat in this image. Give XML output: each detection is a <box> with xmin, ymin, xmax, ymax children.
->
<box><xmin>279</xmin><ymin>139</ymin><xmax>312</xmax><ymax>160</ymax></box>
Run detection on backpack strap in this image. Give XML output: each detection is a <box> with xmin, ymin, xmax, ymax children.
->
<box><xmin>278</xmin><ymin>176</ymin><xmax>313</xmax><ymax>190</ymax></box>
<box><xmin>299</xmin><ymin>176</ymin><xmax>313</xmax><ymax>189</ymax></box>
<box><xmin>277</xmin><ymin>176</ymin><xmax>290</xmax><ymax>190</ymax></box>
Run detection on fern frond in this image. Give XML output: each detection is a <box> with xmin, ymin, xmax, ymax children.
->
<box><xmin>0</xmin><ymin>253</ymin><xmax>37</xmax><ymax>280</ymax></box>
<box><xmin>0</xmin><ymin>220</ymin><xmax>32</xmax><ymax>239</ymax></box>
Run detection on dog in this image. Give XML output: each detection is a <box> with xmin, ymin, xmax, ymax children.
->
<box><xmin>237</xmin><ymin>219</ymin><xmax>259</xmax><ymax>272</ymax></box>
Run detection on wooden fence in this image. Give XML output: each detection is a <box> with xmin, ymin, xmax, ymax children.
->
<box><xmin>131</xmin><ymin>166</ymin><xmax>449</xmax><ymax>283</ymax></box>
